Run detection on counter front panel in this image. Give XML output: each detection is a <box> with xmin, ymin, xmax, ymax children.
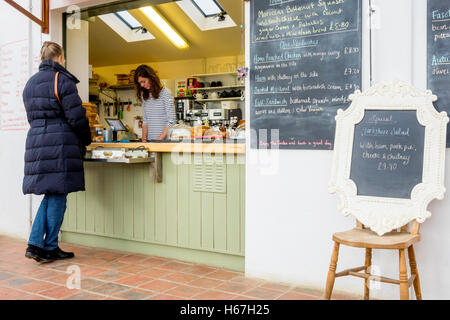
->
<box><xmin>61</xmin><ymin>153</ymin><xmax>245</xmax><ymax>270</ymax></box>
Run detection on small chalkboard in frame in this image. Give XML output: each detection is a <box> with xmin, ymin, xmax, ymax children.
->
<box><xmin>329</xmin><ymin>80</ymin><xmax>448</xmax><ymax>236</ymax></box>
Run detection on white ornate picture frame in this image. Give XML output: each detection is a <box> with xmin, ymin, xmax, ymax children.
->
<box><xmin>329</xmin><ymin>80</ymin><xmax>449</xmax><ymax>236</ymax></box>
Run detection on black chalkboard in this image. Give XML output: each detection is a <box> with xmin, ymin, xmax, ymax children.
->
<box><xmin>250</xmin><ymin>0</ymin><xmax>362</xmax><ymax>149</ymax></box>
<box><xmin>349</xmin><ymin>110</ymin><xmax>425</xmax><ymax>199</ymax></box>
<box><xmin>427</xmin><ymin>0</ymin><xmax>450</xmax><ymax>147</ymax></box>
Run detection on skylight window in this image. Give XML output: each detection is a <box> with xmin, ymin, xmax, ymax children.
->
<box><xmin>191</xmin><ymin>0</ymin><xmax>224</xmax><ymax>17</ymax></box>
<box><xmin>98</xmin><ymin>13</ymin><xmax>154</xmax><ymax>43</ymax></box>
<box><xmin>115</xmin><ymin>11</ymin><xmax>142</xmax><ymax>29</ymax></box>
<box><xmin>177</xmin><ymin>0</ymin><xmax>236</xmax><ymax>31</ymax></box>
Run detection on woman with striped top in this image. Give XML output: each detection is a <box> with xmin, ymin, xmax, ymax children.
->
<box><xmin>134</xmin><ymin>65</ymin><xmax>176</xmax><ymax>141</ymax></box>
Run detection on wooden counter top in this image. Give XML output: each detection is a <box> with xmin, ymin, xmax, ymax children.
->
<box><xmin>87</xmin><ymin>142</ymin><xmax>246</xmax><ymax>154</ymax></box>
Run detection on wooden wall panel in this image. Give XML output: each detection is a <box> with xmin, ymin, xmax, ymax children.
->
<box><xmin>62</xmin><ymin>155</ymin><xmax>245</xmax><ymax>259</ymax></box>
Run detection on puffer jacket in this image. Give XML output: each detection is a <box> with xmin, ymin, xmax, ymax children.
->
<box><xmin>22</xmin><ymin>59</ymin><xmax>91</xmax><ymax>195</ymax></box>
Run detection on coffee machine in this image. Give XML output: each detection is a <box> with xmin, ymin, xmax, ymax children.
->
<box><xmin>186</xmin><ymin>109</ymin><xmax>209</xmax><ymax>125</ymax></box>
<box><xmin>176</xmin><ymin>97</ymin><xmax>243</xmax><ymax>127</ymax></box>
<box><xmin>175</xmin><ymin>97</ymin><xmax>195</xmax><ymax>121</ymax></box>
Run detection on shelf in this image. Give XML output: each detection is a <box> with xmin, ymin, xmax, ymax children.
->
<box><xmin>84</xmin><ymin>157</ymin><xmax>154</xmax><ymax>164</ymax></box>
<box><xmin>195</xmin><ymin>85</ymin><xmax>245</xmax><ymax>91</ymax></box>
<box><xmin>108</xmin><ymin>84</ymin><xmax>136</xmax><ymax>90</ymax></box>
<box><xmin>190</xmin><ymin>72</ymin><xmax>238</xmax><ymax>77</ymax></box>
<box><xmin>195</xmin><ymin>97</ymin><xmax>244</xmax><ymax>102</ymax></box>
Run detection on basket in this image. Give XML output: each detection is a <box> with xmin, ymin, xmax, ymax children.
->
<box><xmin>115</xmin><ymin>74</ymin><xmax>130</xmax><ymax>86</ymax></box>
<box><xmin>82</xmin><ymin>102</ymin><xmax>101</xmax><ymax>139</ymax></box>
<box><xmin>129</xmin><ymin>70</ymin><xmax>136</xmax><ymax>84</ymax></box>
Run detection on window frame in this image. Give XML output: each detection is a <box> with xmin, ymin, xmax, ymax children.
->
<box><xmin>4</xmin><ymin>0</ymin><xmax>49</xmax><ymax>34</ymax></box>
<box><xmin>114</xmin><ymin>11</ymin><xmax>143</xmax><ymax>30</ymax></box>
<box><xmin>191</xmin><ymin>0</ymin><xmax>225</xmax><ymax>18</ymax></box>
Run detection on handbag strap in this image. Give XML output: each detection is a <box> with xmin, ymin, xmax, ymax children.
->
<box><xmin>54</xmin><ymin>72</ymin><xmax>61</xmax><ymax>105</ymax></box>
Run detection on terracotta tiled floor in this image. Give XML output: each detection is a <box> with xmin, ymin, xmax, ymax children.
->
<box><xmin>0</xmin><ymin>234</ymin><xmax>359</xmax><ymax>300</ymax></box>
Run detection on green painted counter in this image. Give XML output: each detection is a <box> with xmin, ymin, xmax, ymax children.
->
<box><xmin>61</xmin><ymin>153</ymin><xmax>245</xmax><ymax>271</ymax></box>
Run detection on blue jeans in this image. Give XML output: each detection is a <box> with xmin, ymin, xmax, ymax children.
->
<box><xmin>28</xmin><ymin>194</ymin><xmax>67</xmax><ymax>251</ymax></box>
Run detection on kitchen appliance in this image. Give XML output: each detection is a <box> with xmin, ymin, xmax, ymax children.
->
<box><xmin>186</xmin><ymin>109</ymin><xmax>209</xmax><ymax>125</ymax></box>
<box><xmin>207</xmin><ymin>108</ymin><xmax>243</xmax><ymax>122</ymax></box>
<box><xmin>94</xmin><ymin>124</ymin><xmax>104</xmax><ymax>142</ymax></box>
<box><xmin>179</xmin><ymin>99</ymin><xmax>243</xmax><ymax>126</ymax></box>
<box><xmin>103</xmin><ymin>129</ymin><xmax>113</xmax><ymax>142</ymax></box>
<box><xmin>105</xmin><ymin>118</ymin><xmax>127</xmax><ymax>142</ymax></box>
<box><xmin>184</xmin><ymin>108</ymin><xmax>243</xmax><ymax>127</ymax></box>
<box><xmin>175</xmin><ymin>97</ymin><xmax>195</xmax><ymax>121</ymax></box>
<box><xmin>208</xmin><ymin>109</ymin><xmax>227</xmax><ymax>121</ymax></box>
<box><xmin>177</xmin><ymin>95</ymin><xmax>243</xmax><ymax>126</ymax></box>
<box><xmin>229</xmin><ymin>108</ymin><xmax>243</xmax><ymax>121</ymax></box>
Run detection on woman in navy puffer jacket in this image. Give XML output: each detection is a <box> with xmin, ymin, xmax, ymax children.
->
<box><xmin>23</xmin><ymin>41</ymin><xmax>91</xmax><ymax>263</ymax></box>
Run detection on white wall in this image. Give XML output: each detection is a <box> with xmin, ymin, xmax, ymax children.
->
<box><xmin>0</xmin><ymin>0</ymin><xmax>89</xmax><ymax>239</ymax></box>
<box><xmin>66</xmin><ymin>19</ymin><xmax>90</xmax><ymax>101</ymax></box>
<box><xmin>245</xmin><ymin>0</ymin><xmax>450</xmax><ymax>300</ymax></box>
<box><xmin>0</xmin><ymin>0</ymin><xmax>45</xmax><ymax>239</ymax></box>
<box><xmin>411</xmin><ymin>0</ymin><xmax>450</xmax><ymax>300</ymax></box>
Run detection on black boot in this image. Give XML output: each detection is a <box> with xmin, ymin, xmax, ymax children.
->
<box><xmin>46</xmin><ymin>247</ymin><xmax>75</xmax><ymax>260</ymax></box>
<box><xmin>25</xmin><ymin>244</ymin><xmax>56</xmax><ymax>263</ymax></box>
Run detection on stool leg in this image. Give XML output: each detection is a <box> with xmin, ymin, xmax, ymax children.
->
<box><xmin>364</xmin><ymin>248</ymin><xmax>372</xmax><ymax>300</ymax></box>
<box><xmin>324</xmin><ymin>241</ymin><xmax>340</xmax><ymax>300</ymax></box>
<box><xmin>407</xmin><ymin>245</ymin><xmax>422</xmax><ymax>300</ymax></box>
<box><xmin>399</xmin><ymin>249</ymin><xmax>409</xmax><ymax>300</ymax></box>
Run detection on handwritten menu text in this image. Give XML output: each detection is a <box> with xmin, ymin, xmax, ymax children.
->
<box><xmin>350</xmin><ymin>110</ymin><xmax>425</xmax><ymax>199</ymax></box>
<box><xmin>0</xmin><ymin>39</ymin><xmax>30</xmax><ymax>131</ymax></box>
<box><xmin>250</xmin><ymin>0</ymin><xmax>362</xmax><ymax>149</ymax></box>
<box><xmin>427</xmin><ymin>0</ymin><xmax>450</xmax><ymax>146</ymax></box>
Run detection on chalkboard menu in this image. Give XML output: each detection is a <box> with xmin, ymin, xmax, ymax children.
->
<box><xmin>250</xmin><ymin>0</ymin><xmax>362</xmax><ymax>149</ymax></box>
<box><xmin>350</xmin><ymin>110</ymin><xmax>425</xmax><ymax>199</ymax></box>
<box><xmin>427</xmin><ymin>0</ymin><xmax>450</xmax><ymax>147</ymax></box>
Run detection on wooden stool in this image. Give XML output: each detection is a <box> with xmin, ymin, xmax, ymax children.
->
<box><xmin>324</xmin><ymin>220</ymin><xmax>422</xmax><ymax>300</ymax></box>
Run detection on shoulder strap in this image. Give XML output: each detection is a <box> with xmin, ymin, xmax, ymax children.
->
<box><xmin>54</xmin><ymin>72</ymin><xmax>61</xmax><ymax>105</ymax></box>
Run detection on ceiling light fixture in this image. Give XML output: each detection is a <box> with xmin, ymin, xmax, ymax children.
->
<box><xmin>139</xmin><ymin>6</ymin><xmax>189</xmax><ymax>49</ymax></box>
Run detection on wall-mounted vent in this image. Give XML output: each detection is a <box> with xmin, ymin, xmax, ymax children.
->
<box><xmin>192</xmin><ymin>155</ymin><xmax>226</xmax><ymax>193</ymax></box>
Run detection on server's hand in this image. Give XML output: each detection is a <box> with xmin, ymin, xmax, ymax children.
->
<box><xmin>142</xmin><ymin>124</ymin><xmax>148</xmax><ymax>142</ymax></box>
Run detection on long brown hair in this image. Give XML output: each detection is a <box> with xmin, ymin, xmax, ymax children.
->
<box><xmin>134</xmin><ymin>64</ymin><xmax>163</xmax><ymax>101</ymax></box>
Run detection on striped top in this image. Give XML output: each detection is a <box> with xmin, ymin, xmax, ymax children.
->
<box><xmin>142</xmin><ymin>87</ymin><xmax>176</xmax><ymax>140</ymax></box>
